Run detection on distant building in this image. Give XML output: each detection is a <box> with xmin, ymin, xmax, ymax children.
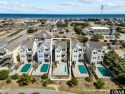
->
<box><xmin>14</xmin><ymin>19</ymin><xmax>25</xmax><ymax>24</ymax></box>
<box><xmin>55</xmin><ymin>40</ymin><xmax>67</xmax><ymax>63</ymax></box>
<box><xmin>49</xmin><ymin>27</ymin><xmax>66</xmax><ymax>35</ymax></box>
<box><xmin>18</xmin><ymin>39</ymin><xmax>37</xmax><ymax>63</ymax></box>
<box><xmin>83</xmin><ymin>27</ymin><xmax>111</xmax><ymax>35</ymax></box>
<box><xmin>47</xmin><ymin>19</ymin><xmax>58</xmax><ymax>26</ymax></box>
<box><xmin>72</xmin><ymin>39</ymin><xmax>84</xmax><ymax>63</ymax></box>
<box><xmin>71</xmin><ymin>21</ymin><xmax>85</xmax><ymax>24</ymax></box>
<box><xmin>37</xmin><ymin>40</ymin><xmax>51</xmax><ymax>64</ymax></box>
<box><xmin>85</xmin><ymin>41</ymin><xmax>104</xmax><ymax>64</ymax></box>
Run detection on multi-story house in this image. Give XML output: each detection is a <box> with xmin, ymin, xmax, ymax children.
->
<box><xmin>0</xmin><ymin>39</ymin><xmax>13</xmax><ymax>65</ymax></box>
<box><xmin>33</xmin><ymin>30</ymin><xmax>53</xmax><ymax>43</ymax></box>
<box><xmin>85</xmin><ymin>41</ymin><xmax>104</xmax><ymax>65</ymax></box>
<box><xmin>83</xmin><ymin>27</ymin><xmax>113</xmax><ymax>35</ymax></box>
<box><xmin>37</xmin><ymin>40</ymin><xmax>51</xmax><ymax>64</ymax></box>
<box><xmin>18</xmin><ymin>39</ymin><xmax>37</xmax><ymax>63</ymax></box>
<box><xmin>72</xmin><ymin>39</ymin><xmax>84</xmax><ymax>63</ymax></box>
<box><xmin>55</xmin><ymin>40</ymin><xmax>67</xmax><ymax>63</ymax></box>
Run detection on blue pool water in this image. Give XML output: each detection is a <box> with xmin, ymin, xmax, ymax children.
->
<box><xmin>78</xmin><ymin>65</ymin><xmax>88</xmax><ymax>74</ymax></box>
<box><xmin>61</xmin><ymin>65</ymin><xmax>66</xmax><ymax>72</ymax></box>
<box><xmin>40</xmin><ymin>64</ymin><xmax>49</xmax><ymax>72</ymax></box>
<box><xmin>21</xmin><ymin>64</ymin><xmax>31</xmax><ymax>72</ymax></box>
<box><xmin>97</xmin><ymin>66</ymin><xmax>110</xmax><ymax>77</ymax></box>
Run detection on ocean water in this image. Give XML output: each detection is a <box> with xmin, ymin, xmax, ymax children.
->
<box><xmin>0</xmin><ymin>14</ymin><xmax>125</xmax><ymax>19</ymax></box>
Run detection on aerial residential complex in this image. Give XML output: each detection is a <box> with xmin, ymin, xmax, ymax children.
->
<box><xmin>0</xmin><ymin>22</ymin><xmax>117</xmax><ymax>79</ymax></box>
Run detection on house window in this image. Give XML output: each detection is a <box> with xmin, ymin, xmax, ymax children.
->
<box><xmin>62</xmin><ymin>49</ymin><xmax>65</xmax><ymax>51</ymax></box>
<box><xmin>98</xmin><ymin>50</ymin><xmax>101</xmax><ymax>52</ymax></box>
<box><xmin>79</xmin><ymin>49</ymin><xmax>82</xmax><ymax>51</ymax></box>
<box><xmin>93</xmin><ymin>52</ymin><xmax>97</xmax><ymax>54</ymax></box>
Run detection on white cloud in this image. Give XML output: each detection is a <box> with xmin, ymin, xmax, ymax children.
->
<box><xmin>79</xmin><ymin>0</ymin><xmax>103</xmax><ymax>3</ymax></box>
<box><xmin>0</xmin><ymin>1</ymin><xmax>8</xmax><ymax>6</ymax></box>
<box><xmin>11</xmin><ymin>1</ymin><xmax>26</xmax><ymax>8</ymax></box>
<box><xmin>59</xmin><ymin>2</ymin><xmax>82</xmax><ymax>7</ymax></box>
<box><xmin>103</xmin><ymin>3</ymin><xmax>125</xmax><ymax>8</ymax></box>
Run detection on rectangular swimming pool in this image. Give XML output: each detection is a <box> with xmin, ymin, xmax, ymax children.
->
<box><xmin>40</xmin><ymin>64</ymin><xmax>49</xmax><ymax>72</ymax></box>
<box><xmin>78</xmin><ymin>65</ymin><xmax>88</xmax><ymax>74</ymax></box>
<box><xmin>21</xmin><ymin>64</ymin><xmax>31</xmax><ymax>72</ymax></box>
<box><xmin>97</xmin><ymin>66</ymin><xmax>110</xmax><ymax>77</ymax></box>
<box><xmin>61</xmin><ymin>65</ymin><xmax>66</xmax><ymax>72</ymax></box>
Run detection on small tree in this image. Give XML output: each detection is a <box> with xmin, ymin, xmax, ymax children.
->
<box><xmin>91</xmin><ymin>34</ymin><xmax>104</xmax><ymax>41</ymax></box>
<box><xmin>85</xmin><ymin>75</ymin><xmax>93</xmax><ymax>82</ymax></box>
<box><xmin>17</xmin><ymin>74</ymin><xmax>31</xmax><ymax>86</ymax></box>
<box><xmin>6</xmin><ymin>78</ymin><xmax>11</xmax><ymax>84</ymax></box>
<box><xmin>41</xmin><ymin>73</ymin><xmax>48</xmax><ymax>80</ymax></box>
<box><xmin>94</xmin><ymin>79</ymin><xmax>105</xmax><ymax>89</ymax></box>
<box><xmin>42</xmin><ymin>81</ymin><xmax>48</xmax><ymax>87</ymax></box>
<box><xmin>74</xmin><ymin>26</ymin><xmax>82</xmax><ymax>34</ymax></box>
<box><xmin>31</xmin><ymin>78</ymin><xmax>37</xmax><ymax>84</ymax></box>
<box><xmin>27</xmin><ymin>28</ymin><xmax>36</xmax><ymax>33</ymax></box>
<box><xmin>11</xmin><ymin>73</ymin><xmax>19</xmax><ymax>80</ymax></box>
<box><xmin>82</xmin><ymin>36</ymin><xmax>88</xmax><ymax>43</ymax></box>
<box><xmin>0</xmin><ymin>70</ymin><xmax>9</xmax><ymax>80</ymax></box>
<box><xmin>67</xmin><ymin>77</ymin><xmax>78</xmax><ymax>87</ymax></box>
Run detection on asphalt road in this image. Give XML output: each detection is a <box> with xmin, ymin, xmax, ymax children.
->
<box><xmin>0</xmin><ymin>88</ymin><xmax>75</xmax><ymax>94</ymax></box>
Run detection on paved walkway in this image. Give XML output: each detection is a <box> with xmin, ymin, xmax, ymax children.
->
<box><xmin>0</xmin><ymin>88</ymin><xmax>74</xmax><ymax>94</ymax></box>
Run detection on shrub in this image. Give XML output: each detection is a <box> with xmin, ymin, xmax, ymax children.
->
<box><xmin>17</xmin><ymin>74</ymin><xmax>31</xmax><ymax>86</ymax></box>
<box><xmin>85</xmin><ymin>75</ymin><xmax>93</xmax><ymax>82</ymax></box>
<box><xmin>67</xmin><ymin>77</ymin><xmax>78</xmax><ymax>87</ymax></box>
<box><xmin>27</xmin><ymin>28</ymin><xmax>37</xmax><ymax>33</ymax></box>
<box><xmin>0</xmin><ymin>70</ymin><xmax>9</xmax><ymax>80</ymax></box>
<box><xmin>94</xmin><ymin>79</ymin><xmax>105</xmax><ymax>89</ymax></box>
<box><xmin>6</xmin><ymin>78</ymin><xmax>11</xmax><ymax>84</ymax></box>
<box><xmin>41</xmin><ymin>73</ymin><xmax>48</xmax><ymax>80</ymax></box>
<box><xmin>42</xmin><ymin>81</ymin><xmax>48</xmax><ymax>87</ymax></box>
<box><xmin>11</xmin><ymin>73</ymin><xmax>19</xmax><ymax>80</ymax></box>
<box><xmin>31</xmin><ymin>92</ymin><xmax>40</xmax><ymax>94</ymax></box>
<box><xmin>31</xmin><ymin>78</ymin><xmax>37</xmax><ymax>84</ymax></box>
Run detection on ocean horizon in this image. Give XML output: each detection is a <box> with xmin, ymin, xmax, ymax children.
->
<box><xmin>0</xmin><ymin>14</ymin><xmax>125</xmax><ymax>19</ymax></box>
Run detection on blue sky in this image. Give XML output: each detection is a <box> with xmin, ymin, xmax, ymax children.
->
<box><xmin>0</xmin><ymin>0</ymin><xmax>125</xmax><ymax>14</ymax></box>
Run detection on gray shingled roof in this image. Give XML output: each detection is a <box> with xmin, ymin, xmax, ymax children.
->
<box><xmin>5</xmin><ymin>35</ymin><xmax>30</xmax><ymax>51</ymax></box>
<box><xmin>55</xmin><ymin>40</ymin><xmax>67</xmax><ymax>49</ymax></box>
<box><xmin>0</xmin><ymin>39</ymin><xmax>8</xmax><ymax>48</ymax></box>
<box><xmin>21</xmin><ymin>40</ymin><xmax>34</xmax><ymax>49</ymax></box>
<box><xmin>34</xmin><ymin>30</ymin><xmax>53</xmax><ymax>39</ymax></box>
<box><xmin>72</xmin><ymin>39</ymin><xmax>83</xmax><ymax>49</ymax></box>
<box><xmin>38</xmin><ymin>40</ymin><xmax>51</xmax><ymax>49</ymax></box>
<box><xmin>87</xmin><ymin>41</ymin><xmax>102</xmax><ymax>50</ymax></box>
<box><xmin>0</xmin><ymin>48</ymin><xmax>6</xmax><ymax>53</ymax></box>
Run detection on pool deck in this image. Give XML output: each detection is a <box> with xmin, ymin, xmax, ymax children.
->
<box><xmin>72</xmin><ymin>63</ymin><xmax>89</xmax><ymax>78</ymax></box>
<box><xmin>52</xmin><ymin>62</ymin><xmax>68</xmax><ymax>76</ymax></box>
<box><xmin>95</xmin><ymin>64</ymin><xmax>110</xmax><ymax>78</ymax></box>
<box><xmin>9</xmin><ymin>63</ymin><xmax>33</xmax><ymax>76</ymax></box>
<box><xmin>32</xmin><ymin>63</ymin><xmax>49</xmax><ymax>76</ymax></box>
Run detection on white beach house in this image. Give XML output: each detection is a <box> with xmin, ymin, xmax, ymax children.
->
<box><xmin>55</xmin><ymin>40</ymin><xmax>67</xmax><ymax>63</ymax></box>
<box><xmin>85</xmin><ymin>41</ymin><xmax>104</xmax><ymax>65</ymax></box>
<box><xmin>37</xmin><ymin>40</ymin><xmax>51</xmax><ymax>64</ymax></box>
<box><xmin>72</xmin><ymin>39</ymin><xmax>84</xmax><ymax>63</ymax></box>
<box><xmin>18</xmin><ymin>39</ymin><xmax>37</xmax><ymax>63</ymax></box>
